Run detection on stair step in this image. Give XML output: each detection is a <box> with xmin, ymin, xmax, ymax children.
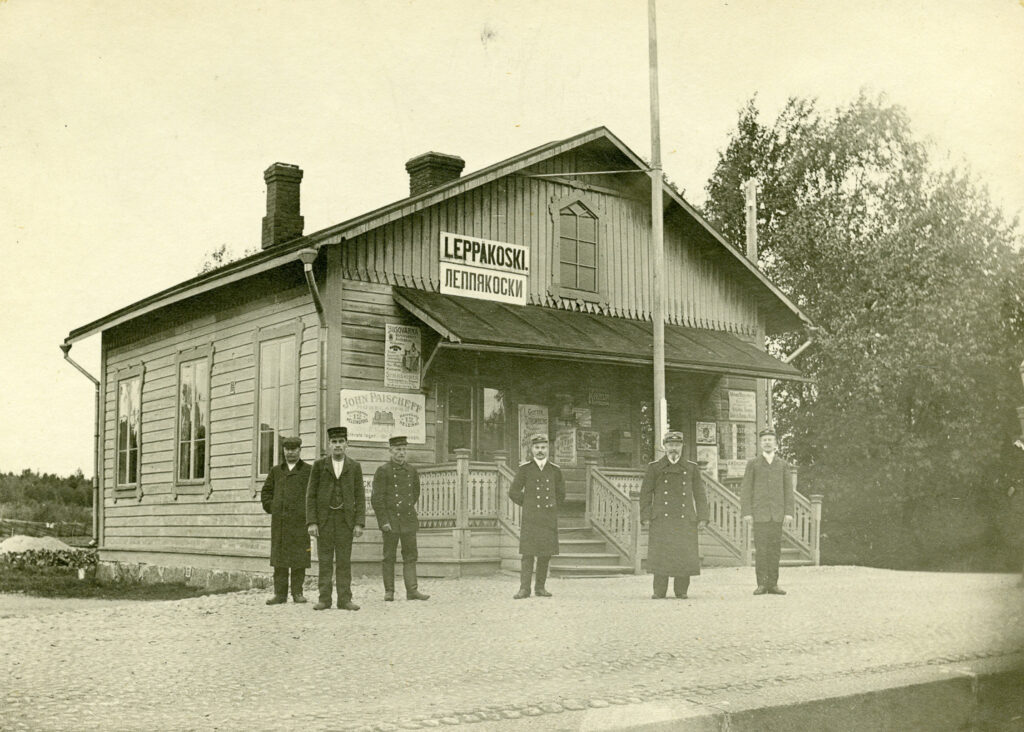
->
<box><xmin>551</xmin><ymin>553</ymin><xmax>622</xmax><ymax>563</ymax></box>
<box><xmin>558</xmin><ymin>539</ymin><xmax>608</xmax><ymax>551</ymax></box>
<box><xmin>550</xmin><ymin>564</ymin><xmax>633</xmax><ymax>576</ymax></box>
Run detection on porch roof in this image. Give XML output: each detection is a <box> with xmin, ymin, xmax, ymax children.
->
<box><xmin>393</xmin><ymin>288</ymin><xmax>808</xmax><ymax>382</ymax></box>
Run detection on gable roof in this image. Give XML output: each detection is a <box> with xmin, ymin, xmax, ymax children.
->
<box><xmin>66</xmin><ymin>126</ymin><xmax>812</xmax><ymax>344</ymax></box>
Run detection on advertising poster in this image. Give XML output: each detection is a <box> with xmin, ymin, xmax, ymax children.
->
<box><xmin>554</xmin><ymin>429</ymin><xmax>576</xmax><ymax>467</ymax></box>
<box><xmin>578</xmin><ymin>429</ymin><xmax>600</xmax><ymax>452</ymax></box>
<box><xmin>696</xmin><ymin>445</ymin><xmax>719</xmax><ymax>478</ymax></box>
<box><xmin>695</xmin><ymin>421</ymin><xmax>717</xmax><ymax>445</ymax></box>
<box><xmin>723</xmin><ymin>458</ymin><xmax>748</xmax><ymax>479</ymax></box>
<box><xmin>384</xmin><ymin>324</ymin><xmax>421</xmax><ymax>390</ymax></box>
<box><xmin>728</xmin><ymin>390</ymin><xmax>757</xmax><ymax>422</ymax></box>
<box><xmin>340</xmin><ymin>389</ymin><xmax>426</xmax><ymax>443</ymax></box>
<box><xmin>518</xmin><ymin>404</ymin><xmax>548</xmax><ymax>461</ymax></box>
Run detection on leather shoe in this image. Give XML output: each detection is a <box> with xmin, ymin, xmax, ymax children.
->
<box><xmin>674</xmin><ymin>593</ymin><xmax>688</xmax><ymax>599</ymax></box>
<box><xmin>768</xmin><ymin>586</ymin><xmax>787</xmax><ymax>595</ymax></box>
<box><xmin>407</xmin><ymin>590</ymin><xmax>430</xmax><ymax>601</ymax></box>
<box><xmin>513</xmin><ymin>588</ymin><xmax>531</xmax><ymax>599</ymax></box>
<box><xmin>651</xmin><ymin>594</ymin><xmax>667</xmax><ymax>599</ymax></box>
<box><xmin>338</xmin><ymin>600</ymin><xmax>360</xmax><ymax>611</ymax></box>
<box><xmin>291</xmin><ymin>595</ymin><xmax>307</xmax><ymax>604</ymax></box>
<box><xmin>313</xmin><ymin>601</ymin><xmax>331</xmax><ymax>611</ymax></box>
<box><xmin>384</xmin><ymin>591</ymin><xmax>395</xmax><ymax>602</ymax></box>
<box><xmin>265</xmin><ymin>595</ymin><xmax>286</xmax><ymax>605</ymax></box>
<box><xmin>534</xmin><ymin>587</ymin><xmax>552</xmax><ymax>598</ymax></box>
<box><xmin>753</xmin><ymin>586</ymin><xmax>768</xmax><ymax>595</ymax></box>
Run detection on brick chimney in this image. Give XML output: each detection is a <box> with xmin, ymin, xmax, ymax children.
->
<box><xmin>261</xmin><ymin>163</ymin><xmax>304</xmax><ymax>249</ymax></box>
<box><xmin>405</xmin><ymin>152</ymin><xmax>465</xmax><ymax>197</ymax></box>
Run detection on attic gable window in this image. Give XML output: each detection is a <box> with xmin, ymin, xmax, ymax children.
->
<box><xmin>553</xmin><ymin>198</ymin><xmax>601</xmax><ymax>301</ymax></box>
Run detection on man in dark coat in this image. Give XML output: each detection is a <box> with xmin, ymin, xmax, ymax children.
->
<box><xmin>640</xmin><ymin>430</ymin><xmax>709</xmax><ymax>599</ymax></box>
<box><xmin>261</xmin><ymin>435</ymin><xmax>312</xmax><ymax>604</ymax></box>
<box><xmin>508</xmin><ymin>433</ymin><xmax>564</xmax><ymax>599</ymax></box>
<box><xmin>306</xmin><ymin>426</ymin><xmax>365</xmax><ymax>611</ymax></box>
<box><xmin>371</xmin><ymin>435</ymin><xmax>429</xmax><ymax>602</ymax></box>
<box><xmin>741</xmin><ymin>428</ymin><xmax>795</xmax><ymax>596</ymax></box>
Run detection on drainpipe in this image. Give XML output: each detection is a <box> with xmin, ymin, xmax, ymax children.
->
<box><xmin>297</xmin><ymin>248</ymin><xmax>327</xmax><ymax>452</ymax></box>
<box><xmin>60</xmin><ymin>342</ymin><xmax>100</xmax><ymax>545</ymax></box>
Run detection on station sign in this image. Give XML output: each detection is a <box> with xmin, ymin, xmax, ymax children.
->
<box><xmin>439</xmin><ymin>231</ymin><xmax>529</xmax><ymax>306</ymax></box>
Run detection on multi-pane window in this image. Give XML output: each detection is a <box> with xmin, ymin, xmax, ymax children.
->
<box><xmin>116</xmin><ymin>375</ymin><xmax>141</xmax><ymax>486</ymax></box>
<box><xmin>258</xmin><ymin>336</ymin><xmax>297</xmax><ymax>475</ymax></box>
<box><xmin>479</xmin><ymin>388</ymin><xmax>506</xmax><ymax>455</ymax></box>
<box><xmin>447</xmin><ymin>384</ymin><xmax>473</xmax><ymax>454</ymax></box>
<box><xmin>559</xmin><ymin>201</ymin><xmax>598</xmax><ymax>292</ymax></box>
<box><xmin>177</xmin><ymin>358</ymin><xmax>209</xmax><ymax>482</ymax></box>
<box><xmin>719</xmin><ymin>422</ymin><xmax>756</xmax><ymax>462</ymax></box>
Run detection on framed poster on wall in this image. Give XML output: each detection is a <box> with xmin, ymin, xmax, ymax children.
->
<box><xmin>695</xmin><ymin>421</ymin><xmax>717</xmax><ymax>445</ymax></box>
<box><xmin>518</xmin><ymin>404</ymin><xmax>548</xmax><ymax>461</ymax></box>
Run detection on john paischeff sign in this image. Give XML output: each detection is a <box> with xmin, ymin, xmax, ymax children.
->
<box><xmin>439</xmin><ymin>231</ymin><xmax>529</xmax><ymax>305</ymax></box>
<box><xmin>340</xmin><ymin>389</ymin><xmax>426</xmax><ymax>444</ymax></box>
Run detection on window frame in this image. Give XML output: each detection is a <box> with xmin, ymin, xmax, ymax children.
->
<box><xmin>549</xmin><ymin>194</ymin><xmax>604</xmax><ymax>303</ymax></box>
<box><xmin>174</xmin><ymin>343</ymin><xmax>214</xmax><ymax>496</ymax></box>
<box><xmin>252</xmin><ymin>322</ymin><xmax>303</xmax><ymax>483</ymax></box>
<box><xmin>113</xmin><ymin>362</ymin><xmax>145</xmax><ymax>501</ymax></box>
<box><xmin>441</xmin><ymin>382</ymin><xmax>509</xmax><ymax>461</ymax></box>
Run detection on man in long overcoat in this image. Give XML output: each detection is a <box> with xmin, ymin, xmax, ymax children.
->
<box><xmin>261</xmin><ymin>435</ymin><xmax>312</xmax><ymax>604</ymax></box>
<box><xmin>508</xmin><ymin>433</ymin><xmax>564</xmax><ymax>599</ymax></box>
<box><xmin>741</xmin><ymin>428</ymin><xmax>795</xmax><ymax>595</ymax></box>
<box><xmin>640</xmin><ymin>430</ymin><xmax>709</xmax><ymax>599</ymax></box>
<box><xmin>306</xmin><ymin>426</ymin><xmax>365</xmax><ymax>611</ymax></box>
<box><xmin>371</xmin><ymin>435</ymin><xmax>429</xmax><ymax>602</ymax></box>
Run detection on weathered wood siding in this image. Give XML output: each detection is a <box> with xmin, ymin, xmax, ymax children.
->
<box><xmin>100</xmin><ymin>285</ymin><xmax>319</xmax><ymax>557</ymax></box>
<box><xmin>339</xmin><ymin>150</ymin><xmax>761</xmax><ymax>335</ymax></box>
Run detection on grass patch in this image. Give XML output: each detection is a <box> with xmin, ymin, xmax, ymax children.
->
<box><xmin>0</xmin><ymin>565</ymin><xmax>236</xmax><ymax>601</ymax></box>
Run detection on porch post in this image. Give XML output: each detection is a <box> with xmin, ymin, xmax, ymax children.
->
<box><xmin>630</xmin><ymin>486</ymin><xmax>643</xmax><ymax>575</ymax></box>
<box><xmin>810</xmin><ymin>494</ymin><xmax>823</xmax><ymax>566</ymax></box>
<box><xmin>583</xmin><ymin>457</ymin><xmax>598</xmax><ymax>523</ymax></box>
<box><xmin>493</xmin><ymin>450</ymin><xmax>508</xmax><ymax>520</ymax></box>
<box><xmin>454</xmin><ymin>448</ymin><xmax>471</xmax><ymax>560</ymax></box>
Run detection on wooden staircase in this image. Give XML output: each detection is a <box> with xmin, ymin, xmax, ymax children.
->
<box><xmin>550</xmin><ymin>509</ymin><xmax>633</xmax><ymax>578</ymax></box>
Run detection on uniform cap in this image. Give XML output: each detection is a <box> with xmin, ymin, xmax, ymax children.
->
<box><xmin>758</xmin><ymin>428</ymin><xmax>777</xmax><ymax>438</ymax></box>
<box><xmin>281</xmin><ymin>436</ymin><xmax>302</xmax><ymax>449</ymax></box>
<box><xmin>389</xmin><ymin>435</ymin><xmax>408</xmax><ymax>447</ymax></box>
<box><xmin>529</xmin><ymin>433</ymin><xmax>549</xmax><ymax>445</ymax></box>
<box><xmin>663</xmin><ymin>431</ymin><xmax>685</xmax><ymax>444</ymax></box>
<box><xmin>327</xmin><ymin>426</ymin><xmax>348</xmax><ymax>440</ymax></box>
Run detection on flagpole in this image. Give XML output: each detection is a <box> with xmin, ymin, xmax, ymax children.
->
<box><xmin>649</xmin><ymin>0</ymin><xmax>667</xmax><ymax>457</ymax></box>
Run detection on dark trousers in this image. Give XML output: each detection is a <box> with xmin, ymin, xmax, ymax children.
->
<box><xmin>317</xmin><ymin>511</ymin><xmax>354</xmax><ymax>605</ymax></box>
<box><xmin>273</xmin><ymin>567</ymin><xmax>306</xmax><ymax>598</ymax></box>
<box><xmin>519</xmin><ymin>555</ymin><xmax>550</xmax><ymax>592</ymax></box>
<box><xmin>382</xmin><ymin>530</ymin><xmax>419</xmax><ymax>595</ymax></box>
<box><xmin>753</xmin><ymin>521</ymin><xmax>783</xmax><ymax>588</ymax></box>
<box><xmin>652</xmin><ymin>575</ymin><xmax>690</xmax><ymax>598</ymax></box>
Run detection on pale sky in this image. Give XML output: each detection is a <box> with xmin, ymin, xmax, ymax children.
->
<box><xmin>1</xmin><ymin>0</ymin><xmax>1021</xmax><ymax>476</ymax></box>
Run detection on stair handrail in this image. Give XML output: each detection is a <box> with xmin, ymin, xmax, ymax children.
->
<box><xmin>585</xmin><ymin>460</ymin><xmax>641</xmax><ymax>573</ymax></box>
<box><xmin>701</xmin><ymin>471</ymin><xmax>751</xmax><ymax>562</ymax></box>
<box><xmin>492</xmin><ymin>452</ymin><xmax>521</xmax><ymax>538</ymax></box>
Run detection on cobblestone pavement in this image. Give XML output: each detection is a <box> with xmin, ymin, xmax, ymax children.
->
<box><xmin>3</xmin><ymin>566</ymin><xmax>1023</xmax><ymax>731</ymax></box>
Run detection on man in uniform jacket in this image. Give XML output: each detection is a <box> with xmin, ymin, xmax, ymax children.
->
<box><xmin>741</xmin><ymin>428</ymin><xmax>795</xmax><ymax>596</ymax></box>
<box><xmin>640</xmin><ymin>430</ymin><xmax>709</xmax><ymax>599</ymax></box>
<box><xmin>306</xmin><ymin>426</ymin><xmax>365</xmax><ymax>611</ymax></box>
<box><xmin>371</xmin><ymin>435</ymin><xmax>429</xmax><ymax>602</ymax></box>
<box><xmin>261</xmin><ymin>435</ymin><xmax>312</xmax><ymax>604</ymax></box>
<box><xmin>508</xmin><ymin>433</ymin><xmax>564</xmax><ymax>599</ymax></box>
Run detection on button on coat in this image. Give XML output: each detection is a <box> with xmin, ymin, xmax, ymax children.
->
<box><xmin>508</xmin><ymin>460</ymin><xmax>565</xmax><ymax>556</ymax></box>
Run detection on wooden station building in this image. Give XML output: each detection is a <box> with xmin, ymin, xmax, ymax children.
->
<box><xmin>64</xmin><ymin>127</ymin><xmax>822</xmax><ymax>585</ymax></box>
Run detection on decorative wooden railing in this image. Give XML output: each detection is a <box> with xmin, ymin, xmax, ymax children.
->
<box><xmin>701</xmin><ymin>472</ymin><xmax>749</xmax><ymax>562</ymax></box>
<box><xmin>589</xmin><ymin>463</ymin><xmax>823</xmax><ymax>568</ymax></box>
<box><xmin>415</xmin><ymin>464</ymin><xmax>459</xmax><ymax>528</ymax></box>
<box><xmin>365</xmin><ymin>453</ymin><xmax>822</xmax><ymax>569</ymax></box>
<box><xmin>583</xmin><ymin>460</ymin><xmax>641</xmax><ymax>572</ymax></box>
